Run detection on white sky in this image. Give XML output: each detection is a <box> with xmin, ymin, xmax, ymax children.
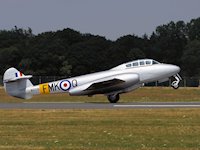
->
<box><xmin>0</xmin><ymin>0</ymin><xmax>200</xmax><ymax>40</ymax></box>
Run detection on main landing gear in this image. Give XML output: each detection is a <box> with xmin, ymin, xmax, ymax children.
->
<box><xmin>107</xmin><ymin>94</ymin><xmax>120</xmax><ymax>103</ymax></box>
<box><xmin>171</xmin><ymin>74</ymin><xmax>182</xmax><ymax>89</ymax></box>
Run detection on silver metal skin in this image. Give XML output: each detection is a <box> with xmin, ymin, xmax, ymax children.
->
<box><xmin>3</xmin><ymin>59</ymin><xmax>181</xmax><ymax>103</ymax></box>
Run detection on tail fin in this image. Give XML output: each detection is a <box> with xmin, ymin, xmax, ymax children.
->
<box><xmin>3</xmin><ymin>67</ymin><xmax>33</xmax><ymax>99</ymax></box>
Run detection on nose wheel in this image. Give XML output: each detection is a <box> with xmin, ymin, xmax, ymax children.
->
<box><xmin>171</xmin><ymin>74</ymin><xmax>182</xmax><ymax>89</ymax></box>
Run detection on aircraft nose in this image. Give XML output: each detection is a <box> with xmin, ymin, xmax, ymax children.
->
<box><xmin>173</xmin><ymin>65</ymin><xmax>180</xmax><ymax>73</ymax></box>
<box><xmin>169</xmin><ymin>65</ymin><xmax>180</xmax><ymax>74</ymax></box>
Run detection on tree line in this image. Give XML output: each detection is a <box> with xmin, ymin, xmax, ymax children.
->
<box><xmin>0</xmin><ymin>18</ymin><xmax>200</xmax><ymax>77</ymax></box>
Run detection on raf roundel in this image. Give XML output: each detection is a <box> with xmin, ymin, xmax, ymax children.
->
<box><xmin>60</xmin><ymin>80</ymin><xmax>71</xmax><ymax>91</ymax></box>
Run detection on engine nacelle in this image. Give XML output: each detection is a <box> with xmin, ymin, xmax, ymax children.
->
<box><xmin>69</xmin><ymin>73</ymin><xmax>140</xmax><ymax>96</ymax></box>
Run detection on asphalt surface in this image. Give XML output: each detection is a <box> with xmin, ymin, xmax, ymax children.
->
<box><xmin>1</xmin><ymin>102</ymin><xmax>200</xmax><ymax>109</ymax></box>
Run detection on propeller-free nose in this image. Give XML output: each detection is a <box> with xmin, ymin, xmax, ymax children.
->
<box><xmin>162</xmin><ymin>64</ymin><xmax>181</xmax><ymax>75</ymax></box>
<box><xmin>174</xmin><ymin>65</ymin><xmax>181</xmax><ymax>73</ymax></box>
<box><xmin>171</xmin><ymin>65</ymin><xmax>180</xmax><ymax>74</ymax></box>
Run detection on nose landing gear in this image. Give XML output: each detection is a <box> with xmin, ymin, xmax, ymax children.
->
<box><xmin>171</xmin><ymin>74</ymin><xmax>182</xmax><ymax>89</ymax></box>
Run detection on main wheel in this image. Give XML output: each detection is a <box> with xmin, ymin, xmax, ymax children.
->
<box><xmin>107</xmin><ymin>94</ymin><xmax>120</xmax><ymax>103</ymax></box>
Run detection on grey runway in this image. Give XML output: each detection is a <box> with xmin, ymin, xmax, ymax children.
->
<box><xmin>1</xmin><ymin>102</ymin><xmax>200</xmax><ymax>109</ymax></box>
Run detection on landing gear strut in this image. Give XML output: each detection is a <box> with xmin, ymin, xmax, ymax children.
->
<box><xmin>171</xmin><ymin>74</ymin><xmax>182</xmax><ymax>89</ymax></box>
<box><xmin>107</xmin><ymin>94</ymin><xmax>120</xmax><ymax>103</ymax></box>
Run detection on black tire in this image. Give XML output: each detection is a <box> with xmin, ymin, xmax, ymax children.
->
<box><xmin>107</xmin><ymin>94</ymin><xmax>120</xmax><ymax>103</ymax></box>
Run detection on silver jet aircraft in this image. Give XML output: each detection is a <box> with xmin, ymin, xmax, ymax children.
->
<box><xmin>3</xmin><ymin>59</ymin><xmax>181</xmax><ymax>103</ymax></box>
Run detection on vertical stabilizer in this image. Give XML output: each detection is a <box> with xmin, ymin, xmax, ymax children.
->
<box><xmin>3</xmin><ymin>68</ymin><xmax>33</xmax><ymax>99</ymax></box>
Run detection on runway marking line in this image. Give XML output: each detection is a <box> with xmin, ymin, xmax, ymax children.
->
<box><xmin>114</xmin><ymin>105</ymin><xmax>200</xmax><ymax>108</ymax></box>
<box><xmin>23</xmin><ymin>102</ymin><xmax>84</xmax><ymax>104</ymax></box>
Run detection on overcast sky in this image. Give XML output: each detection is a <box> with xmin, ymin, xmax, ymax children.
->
<box><xmin>0</xmin><ymin>0</ymin><xmax>200</xmax><ymax>40</ymax></box>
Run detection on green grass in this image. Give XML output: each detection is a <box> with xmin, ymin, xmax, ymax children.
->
<box><xmin>1</xmin><ymin>87</ymin><xmax>200</xmax><ymax>103</ymax></box>
<box><xmin>1</xmin><ymin>87</ymin><xmax>200</xmax><ymax>149</ymax></box>
<box><xmin>0</xmin><ymin>109</ymin><xmax>200</xmax><ymax>150</ymax></box>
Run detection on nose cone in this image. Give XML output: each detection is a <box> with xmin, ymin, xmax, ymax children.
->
<box><xmin>171</xmin><ymin>65</ymin><xmax>180</xmax><ymax>73</ymax></box>
<box><xmin>166</xmin><ymin>64</ymin><xmax>180</xmax><ymax>74</ymax></box>
<box><xmin>157</xmin><ymin>64</ymin><xmax>180</xmax><ymax>78</ymax></box>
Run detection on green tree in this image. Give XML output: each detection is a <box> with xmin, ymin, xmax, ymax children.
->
<box><xmin>60</xmin><ymin>61</ymin><xmax>72</xmax><ymax>76</ymax></box>
<box><xmin>0</xmin><ymin>46</ymin><xmax>21</xmax><ymax>72</ymax></box>
<box><xmin>151</xmin><ymin>21</ymin><xmax>187</xmax><ymax>64</ymax></box>
<box><xmin>18</xmin><ymin>58</ymin><xmax>33</xmax><ymax>74</ymax></box>
<box><xmin>181</xmin><ymin>40</ymin><xmax>200</xmax><ymax>76</ymax></box>
<box><xmin>1</xmin><ymin>18</ymin><xmax>200</xmax><ymax>77</ymax></box>
<box><xmin>187</xmin><ymin>17</ymin><xmax>200</xmax><ymax>41</ymax></box>
<box><xmin>127</xmin><ymin>48</ymin><xmax>146</xmax><ymax>61</ymax></box>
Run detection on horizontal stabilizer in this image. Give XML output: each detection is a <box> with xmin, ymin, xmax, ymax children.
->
<box><xmin>3</xmin><ymin>67</ymin><xmax>32</xmax><ymax>83</ymax></box>
<box><xmin>4</xmin><ymin>75</ymin><xmax>32</xmax><ymax>83</ymax></box>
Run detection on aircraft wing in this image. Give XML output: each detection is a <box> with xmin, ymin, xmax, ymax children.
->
<box><xmin>84</xmin><ymin>78</ymin><xmax>125</xmax><ymax>95</ymax></box>
<box><xmin>86</xmin><ymin>79</ymin><xmax>125</xmax><ymax>90</ymax></box>
<box><xmin>69</xmin><ymin>73</ymin><xmax>140</xmax><ymax>96</ymax></box>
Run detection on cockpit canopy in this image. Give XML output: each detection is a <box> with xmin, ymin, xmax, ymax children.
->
<box><xmin>125</xmin><ymin>59</ymin><xmax>160</xmax><ymax>68</ymax></box>
<box><xmin>111</xmin><ymin>59</ymin><xmax>160</xmax><ymax>70</ymax></box>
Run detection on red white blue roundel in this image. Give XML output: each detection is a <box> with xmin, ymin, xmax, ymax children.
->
<box><xmin>60</xmin><ymin>80</ymin><xmax>71</xmax><ymax>91</ymax></box>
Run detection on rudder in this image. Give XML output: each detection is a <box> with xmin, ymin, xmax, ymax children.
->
<box><xmin>3</xmin><ymin>68</ymin><xmax>33</xmax><ymax>99</ymax></box>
